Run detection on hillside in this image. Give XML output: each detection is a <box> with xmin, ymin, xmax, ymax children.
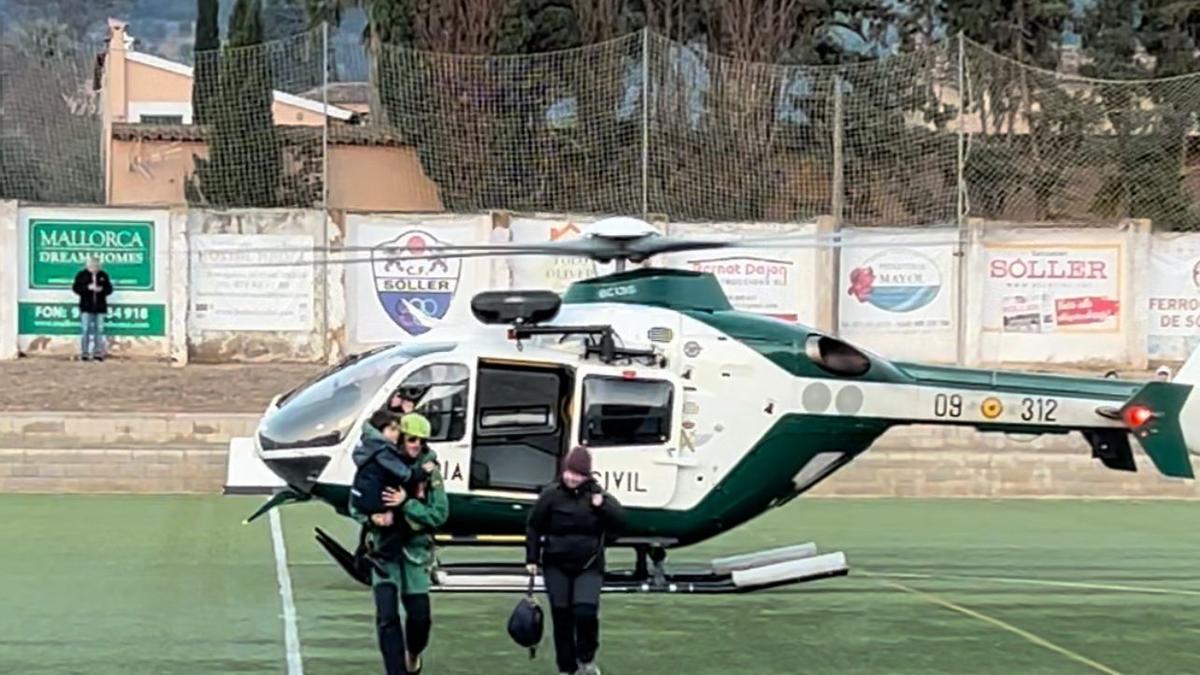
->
<box><xmin>0</xmin><ymin>0</ymin><xmax>365</xmax><ymax>64</ymax></box>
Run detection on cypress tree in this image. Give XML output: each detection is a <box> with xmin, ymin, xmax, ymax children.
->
<box><xmin>192</xmin><ymin>0</ymin><xmax>220</xmax><ymax>125</ymax></box>
<box><xmin>193</xmin><ymin>0</ymin><xmax>283</xmax><ymax>206</ymax></box>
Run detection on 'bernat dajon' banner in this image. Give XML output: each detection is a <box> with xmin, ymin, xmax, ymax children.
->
<box><xmin>661</xmin><ymin>221</ymin><xmax>818</xmax><ymax>323</ymax></box>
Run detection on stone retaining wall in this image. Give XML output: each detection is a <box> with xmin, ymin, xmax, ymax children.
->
<box><xmin>0</xmin><ymin>413</ymin><xmax>258</xmax><ymax>493</ymax></box>
<box><xmin>812</xmin><ymin>427</ymin><xmax>1199</xmax><ymax>498</ymax></box>
<box><xmin>0</xmin><ymin>412</ymin><xmax>1196</xmax><ymax>496</ymax></box>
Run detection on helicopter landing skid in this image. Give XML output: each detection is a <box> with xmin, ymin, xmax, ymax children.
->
<box><xmin>430</xmin><ymin>543</ymin><xmax>848</xmax><ymax>594</ymax></box>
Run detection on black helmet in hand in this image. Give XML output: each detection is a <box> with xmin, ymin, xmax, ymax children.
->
<box><xmin>507</xmin><ymin>580</ymin><xmax>544</xmax><ymax>659</ymax></box>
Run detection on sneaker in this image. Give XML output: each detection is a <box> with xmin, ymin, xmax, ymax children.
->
<box><xmin>578</xmin><ymin>663</ymin><xmax>601</xmax><ymax>675</ymax></box>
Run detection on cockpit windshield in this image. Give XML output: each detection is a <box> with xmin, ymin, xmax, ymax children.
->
<box><xmin>259</xmin><ymin>342</ymin><xmax>454</xmax><ymax>449</ymax></box>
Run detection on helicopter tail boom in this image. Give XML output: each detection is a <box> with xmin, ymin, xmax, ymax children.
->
<box><xmin>886</xmin><ymin>363</ymin><xmax>1196</xmax><ymax>479</ymax></box>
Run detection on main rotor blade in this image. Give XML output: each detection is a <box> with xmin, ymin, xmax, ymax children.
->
<box><xmin>205</xmin><ymin>233</ymin><xmax>965</xmax><ymax>269</ymax></box>
<box><xmin>206</xmin><ymin>248</ymin><xmax>574</xmax><ymax>269</ymax></box>
<box><xmin>626</xmin><ymin>232</ymin><xmax>964</xmax><ymax>257</ymax></box>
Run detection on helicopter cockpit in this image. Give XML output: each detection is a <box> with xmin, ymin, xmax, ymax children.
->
<box><xmin>384</xmin><ymin>363</ymin><xmax>470</xmax><ymax>442</ymax></box>
<box><xmin>258</xmin><ymin>341</ymin><xmax>456</xmax><ymax>451</ymax></box>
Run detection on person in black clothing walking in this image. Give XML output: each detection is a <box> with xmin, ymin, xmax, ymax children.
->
<box><xmin>72</xmin><ymin>257</ymin><xmax>113</xmax><ymax>362</ymax></box>
<box><xmin>525</xmin><ymin>446</ymin><xmax>624</xmax><ymax>675</ymax></box>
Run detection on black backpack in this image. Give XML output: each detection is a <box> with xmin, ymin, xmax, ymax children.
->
<box><xmin>506</xmin><ymin>573</ymin><xmax>544</xmax><ymax>659</ymax></box>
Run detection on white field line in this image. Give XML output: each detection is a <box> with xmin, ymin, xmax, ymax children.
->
<box><xmin>269</xmin><ymin>508</ymin><xmax>304</xmax><ymax>675</ymax></box>
<box><xmin>871</xmin><ymin>570</ymin><xmax>1200</xmax><ymax>598</ymax></box>
<box><xmin>878</xmin><ymin>578</ymin><xmax>1125</xmax><ymax>675</ymax></box>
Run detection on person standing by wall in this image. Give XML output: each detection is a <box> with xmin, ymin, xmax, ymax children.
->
<box><xmin>72</xmin><ymin>257</ymin><xmax>113</xmax><ymax>362</ymax></box>
<box><xmin>525</xmin><ymin>446</ymin><xmax>625</xmax><ymax>675</ymax></box>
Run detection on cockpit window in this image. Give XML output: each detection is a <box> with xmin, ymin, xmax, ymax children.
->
<box><xmin>276</xmin><ymin>344</ymin><xmax>393</xmax><ymax>407</ymax></box>
<box><xmin>581</xmin><ymin>376</ymin><xmax>673</xmax><ymax>447</ymax></box>
<box><xmin>260</xmin><ymin>342</ymin><xmax>453</xmax><ymax>449</ymax></box>
<box><xmin>394</xmin><ymin>364</ymin><xmax>470</xmax><ymax>442</ymax></box>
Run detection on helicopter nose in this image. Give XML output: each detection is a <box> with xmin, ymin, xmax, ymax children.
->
<box><xmin>261</xmin><ymin>454</ymin><xmax>331</xmax><ymax>489</ymax></box>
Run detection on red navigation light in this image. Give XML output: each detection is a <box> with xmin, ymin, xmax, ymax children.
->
<box><xmin>1124</xmin><ymin>405</ymin><xmax>1154</xmax><ymax>429</ymax></box>
<box><xmin>622</xmin><ymin>370</ymin><xmax>637</xmax><ymax>379</ymax></box>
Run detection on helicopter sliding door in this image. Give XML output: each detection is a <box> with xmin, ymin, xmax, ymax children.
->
<box><xmin>469</xmin><ymin>360</ymin><xmax>574</xmax><ymax>494</ymax></box>
<box><xmin>571</xmin><ymin>367</ymin><xmax>682</xmax><ymax>508</ymax></box>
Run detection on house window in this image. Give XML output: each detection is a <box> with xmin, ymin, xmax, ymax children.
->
<box><xmin>139</xmin><ymin>114</ymin><xmax>184</xmax><ymax>125</ymax></box>
<box><xmin>580</xmin><ymin>376</ymin><xmax>673</xmax><ymax>447</ymax></box>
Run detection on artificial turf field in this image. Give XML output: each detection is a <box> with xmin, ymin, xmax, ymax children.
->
<box><xmin>3</xmin><ymin>496</ymin><xmax>1199</xmax><ymax>675</ymax></box>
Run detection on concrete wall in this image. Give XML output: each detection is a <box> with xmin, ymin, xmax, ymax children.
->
<box><xmin>0</xmin><ymin>206</ymin><xmax>1192</xmax><ymax>368</ymax></box>
<box><xmin>0</xmin><ymin>412</ymin><xmax>258</xmax><ymax>493</ymax></box>
<box><xmin>183</xmin><ymin>208</ymin><xmax>344</xmax><ymax>363</ymax></box>
<box><xmin>326</xmin><ymin>145</ymin><xmax>444</xmax><ymax>212</ymax></box>
<box><xmin>108</xmin><ymin>137</ymin><xmax>443</xmax><ymax>213</ymax></box>
<box><xmin>0</xmin><ymin>201</ymin><xmax>17</xmax><ymax>360</ymax></box>
<box><xmin>811</xmin><ymin>426</ymin><xmax>1200</xmax><ymax>498</ymax></box>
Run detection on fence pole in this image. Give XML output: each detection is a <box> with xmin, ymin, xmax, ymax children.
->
<box><xmin>321</xmin><ymin>21</ymin><xmax>332</xmax><ymax>361</ymax></box>
<box><xmin>641</xmin><ymin>28</ymin><xmax>650</xmax><ymax>217</ymax></box>
<box><xmin>955</xmin><ymin>32</ymin><xmax>967</xmax><ymax>366</ymax></box>
<box><xmin>321</xmin><ymin>20</ymin><xmax>330</xmax><ymax>212</ymax></box>
<box><xmin>830</xmin><ymin>73</ymin><xmax>844</xmax><ymax>336</ymax></box>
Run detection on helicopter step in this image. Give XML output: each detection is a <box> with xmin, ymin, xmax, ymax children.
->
<box><xmin>428</xmin><ymin>544</ymin><xmax>848</xmax><ymax>594</ymax></box>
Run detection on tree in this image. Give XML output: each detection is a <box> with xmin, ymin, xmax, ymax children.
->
<box><xmin>1077</xmin><ymin>0</ymin><xmax>1200</xmax><ymax>230</ymax></box>
<box><xmin>368</xmin><ymin>0</ymin><xmax>509</xmax><ymax>209</ymax></box>
<box><xmin>264</xmin><ymin>0</ymin><xmax>311</xmax><ymax>40</ymax></box>
<box><xmin>189</xmin><ymin>0</ymin><xmax>284</xmax><ymax>206</ymax></box>
<box><xmin>192</xmin><ymin>0</ymin><xmax>220</xmax><ymax>126</ymax></box>
<box><xmin>7</xmin><ymin>0</ymin><xmax>135</xmax><ymax>42</ymax></box>
<box><xmin>304</xmin><ymin>0</ymin><xmax>412</xmax><ymax>122</ymax></box>
<box><xmin>0</xmin><ymin>27</ymin><xmax>104</xmax><ymax>203</ymax></box>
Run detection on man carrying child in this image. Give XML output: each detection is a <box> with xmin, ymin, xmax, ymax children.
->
<box><xmin>350</xmin><ymin>411</ymin><xmax>448</xmax><ymax>675</ymax></box>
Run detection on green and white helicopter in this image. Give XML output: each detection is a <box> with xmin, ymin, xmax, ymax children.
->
<box><xmin>242</xmin><ymin>217</ymin><xmax>1199</xmax><ymax>595</ymax></box>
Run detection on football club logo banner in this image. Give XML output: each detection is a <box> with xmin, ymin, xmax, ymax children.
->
<box><xmin>372</xmin><ymin>229</ymin><xmax>462</xmax><ymax>336</ymax></box>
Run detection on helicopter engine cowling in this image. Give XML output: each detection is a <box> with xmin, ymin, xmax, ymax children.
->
<box><xmin>803</xmin><ymin>334</ymin><xmax>872</xmax><ymax>378</ymax></box>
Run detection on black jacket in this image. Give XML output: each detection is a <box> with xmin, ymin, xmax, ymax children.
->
<box><xmin>525</xmin><ymin>479</ymin><xmax>625</xmax><ymax>573</ymax></box>
<box><xmin>349</xmin><ymin>428</ymin><xmax>431</xmax><ymax>559</ymax></box>
<box><xmin>72</xmin><ymin>269</ymin><xmax>113</xmax><ymax>314</ymax></box>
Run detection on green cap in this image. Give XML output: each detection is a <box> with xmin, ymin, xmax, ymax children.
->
<box><xmin>399</xmin><ymin>413</ymin><xmax>432</xmax><ymax>439</ymax></box>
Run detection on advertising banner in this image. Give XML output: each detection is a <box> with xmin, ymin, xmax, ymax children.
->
<box><xmin>676</xmin><ymin>253</ymin><xmax>800</xmax><ymax>320</ymax></box>
<box><xmin>1147</xmin><ymin>234</ymin><xmax>1200</xmax><ymax>359</ymax></box>
<box><xmin>17</xmin><ymin>208</ymin><xmax>169</xmax><ymax>340</ymax></box>
<box><xmin>839</xmin><ymin>229</ymin><xmax>956</xmax><ymax>334</ymax></box>
<box><xmin>983</xmin><ymin>243</ymin><xmax>1122</xmax><ymax>333</ymax></box>
<box><xmin>661</xmin><ymin>222</ymin><xmax>817</xmax><ymax>323</ymax></box>
<box><xmin>190</xmin><ymin>234</ymin><xmax>314</xmax><ymax>332</ymax></box>
<box><xmin>508</xmin><ymin>217</ymin><xmax>600</xmax><ymax>293</ymax></box>
<box><xmin>1148</xmin><ymin>235</ymin><xmax>1200</xmax><ymax>337</ymax></box>
<box><xmin>346</xmin><ymin>214</ymin><xmax>491</xmax><ymax>344</ymax></box>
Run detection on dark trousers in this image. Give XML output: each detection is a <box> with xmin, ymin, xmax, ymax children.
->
<box><xmin>373</xmin><ymin>583</ymin><xmax>431</xmax><ymax>675</ymax></box>
<box><xmin>543</xmin><ymin>566</ymin><xmax>602</xmax><ymax>673</ymax></box>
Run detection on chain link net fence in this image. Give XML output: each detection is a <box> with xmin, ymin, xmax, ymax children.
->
<box><xmin>0</xmin><ymin>38</ymin><xmax>105</xmax><ymax>204</ymax></box>
<box><xmin>3</xmin><ymin>28</ymin><xmax>1200</xmax><ymax>229</ymax></box>
<box><xmin>184</xmin><ymin>29</ymin><xmax>328</xmax><ymax>208</ymax></box>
